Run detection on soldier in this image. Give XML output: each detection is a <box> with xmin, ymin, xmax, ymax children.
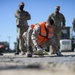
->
<box><xmin>23</xmin><ymin>18</ymin><xmax>63</xmax><ymax>57</ymax></box>
<box><xmin>48</xmin><ymin>6</ymin><xmax>66</xmax><ymax>54</ymax></box>
<box><xmin>72</xmin><ymin>18</ymin><xmax>75</xmax><ymax>32</ymax></box>
<box><xmin>14</xmin><ymin>2</ymin><xmax>31</xmax><ymax>55</ymax></box>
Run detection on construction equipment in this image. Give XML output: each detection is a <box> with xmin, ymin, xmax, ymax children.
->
<box><xmin>60</xmin><ymin>39</ymin><xmax>72</xmax><ymax>51</ymax></box>
<box><xmin>60</xmin><ymin>26</ymin><xmax>75</xmax><ymax>51</ymax></box>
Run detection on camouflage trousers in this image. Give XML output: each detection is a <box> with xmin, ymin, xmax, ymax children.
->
<box><xmin>15</xmin><ymin>38</ymin><xmax>20</xmax><ymax>53</ymax></box>
<box><xmin>54</xmin><ymin>31</ymin><xmax>61</xmax><ymax>49</ymax></box>
<box><xmin>23</xmin><ymin>30</ymin><xmax>59</xmax><ymax>54</ymax></box>
<box><xmin>16</xmin><ymin>27</ymin><xmax>28</xmax><ymax>53</ymax></box>
<box><xmin>50</xmin><ymin>31</ymin><xmax>61</xmax><ymax>54</ymax></box>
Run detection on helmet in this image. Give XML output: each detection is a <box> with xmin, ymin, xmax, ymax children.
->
<box><xmin>19</xmin><ymin>2</ymin><xmax>25</xmax><ymax>6</ymax></box>
<box><xmin>56</xmin><ymin>6</ymin><xmax>60</xmax><ymax>9</ymax></box>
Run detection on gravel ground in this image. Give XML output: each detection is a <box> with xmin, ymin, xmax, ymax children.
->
<box><xmin>0</xmin><ymin>52</ymin><xmax>75</xmax><ymax>75</ymax></box>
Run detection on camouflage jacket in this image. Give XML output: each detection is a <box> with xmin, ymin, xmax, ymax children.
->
<box><xmin>14</xmin><ymin>9</ymin><xmax>31</xmax><ymax>28</ymax></box>
<box><xmin>49</xmin><ymin>12</ymin><xmax>66</xmax><ymax>32</ymax></box>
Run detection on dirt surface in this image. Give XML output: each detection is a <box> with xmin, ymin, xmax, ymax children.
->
<box><xmin>0</xmin><ymin>52</ymin><xmax>75</xmax><ymax>75</ymax></box>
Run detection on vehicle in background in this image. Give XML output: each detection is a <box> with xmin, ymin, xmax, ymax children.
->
<box><xmin>60</xmin><ymin>27</ymin><xmax>75</xmax><ymax>51</ymax></box>
<box><xmin>0</xmin><ymin>41</ymin><xmax>9</xmax><ymax>53</ymax></box>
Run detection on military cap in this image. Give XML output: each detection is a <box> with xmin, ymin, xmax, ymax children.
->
<box><xmin>19</xmin><ymin>2</ymin><xmax>25</xmax><ymax>6</ymax></box>
<box><xmin>56</xmin><ymin>6</ymin><xmax>60</xmax><ymax>9</ymax></box>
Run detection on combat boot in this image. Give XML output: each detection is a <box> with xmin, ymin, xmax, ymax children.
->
<box><xmin>26</xmin><ymin>46</ymin><xmax>32</xmax><ymax>57</ymax></box>
<box><xmin>56</xmin><ymin>51</ymin><xmax>63</xmax><ymax>56</ymax></box>
<box><xmin>15</xmin><ymin>52</ymin><xmax>19</xmax><ymax>55</ymax></box>
<box><xmin>26</xmin><ymin>52</ymin><xmax>32</xmax><ymax>57</ymax></box>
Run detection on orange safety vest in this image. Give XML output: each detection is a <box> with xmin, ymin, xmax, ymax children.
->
<box><xmin>31</xmin><ymin>22</ymin><xmax>54</xmax><ymax>44</ymax></box>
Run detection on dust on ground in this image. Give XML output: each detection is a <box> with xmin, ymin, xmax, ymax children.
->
<box><xmin>0</xmin><ymin>52</ymin><xmax>75</xmax><ymax>75</ymax></box>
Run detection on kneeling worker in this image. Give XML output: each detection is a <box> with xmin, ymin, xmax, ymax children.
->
<box><xmin>23</xmin><ymin>18</ymin><xmax>63</xmax><ymax>57</ymax></box>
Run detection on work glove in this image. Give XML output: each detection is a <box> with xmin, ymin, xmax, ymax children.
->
<box><xmin>36</xmin><ymin>46</ymin><xmax>43</xmax><ymax>53</ymax></box>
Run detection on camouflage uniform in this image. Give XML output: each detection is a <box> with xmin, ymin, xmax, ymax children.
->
<box><xmin>14</xmin><ymin>2</ymin><xmax>31</xmax><ymax>54</ymax></box>
<box><xmin>23</xmin><ymin>23</ymin><xmax>62</xmax><ymax>57</ymax></box>
<box><xmin>49</xmin><ymin>6</ymin><xmax>66</xmax><ymax>52</ymax></box>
